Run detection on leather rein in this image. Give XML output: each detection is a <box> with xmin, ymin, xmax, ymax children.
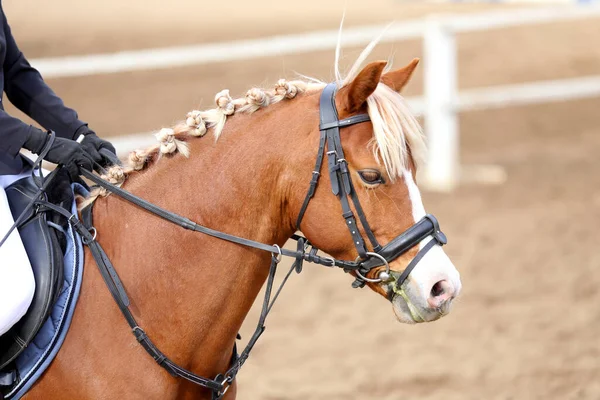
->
<box><xmin>0</xmin><ymin>83</ymin><xmax>447</xmax><ymax>399</ymax></box>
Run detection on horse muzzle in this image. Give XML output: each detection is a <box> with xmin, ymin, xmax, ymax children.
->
<box><xmin>386</xmin><ymin>252</ymin><xmax>461</xmax><ymax>324</ymax></box>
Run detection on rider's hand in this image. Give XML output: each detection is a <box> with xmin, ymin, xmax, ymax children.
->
<box><xmin>24</xmin><ymin>129</ymin><xmax>94</xmax><ymax>180</ymax></box>
<box><xmin>76</xmin><ymin>128</ymin><xmax>117</xmax><ymax>169</ymax></box>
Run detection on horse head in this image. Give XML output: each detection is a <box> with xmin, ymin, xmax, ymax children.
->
<box><xmin>294</xmin><ymin>59</ymin><xmax>462</xmax><ymax>324</ymax></box>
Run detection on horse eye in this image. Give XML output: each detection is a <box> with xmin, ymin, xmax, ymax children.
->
<box><xmin>358</xmin><ymin>169</ymin><xmax>385</xmax><ymax>185</ymax></box>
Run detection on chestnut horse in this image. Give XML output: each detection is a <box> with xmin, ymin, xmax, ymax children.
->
<box><xmin>24</xmin><ymin>56</ymin><xmax>461</xmax><ymax>399</ymax></box>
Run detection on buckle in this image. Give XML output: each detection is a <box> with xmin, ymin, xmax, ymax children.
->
<box><xmin>271</xmin><ymin>244</ymin><xmax>282</xmax><ymax>264</ymax></box>
<box><xmin>216</xmin><ymin>374</ymin><xmax>233</xmax><ymax>398</ymax></box>
<box><xmin>81</xmin><ymin>227</ymin><xmax>97</xmax><ymax>244</ymax></box>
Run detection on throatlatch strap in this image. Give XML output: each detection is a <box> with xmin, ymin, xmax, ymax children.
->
<box><xmin>295</xmin><ymin>129</ymin><xmax>328</xmax><ymax>229</ymax></box>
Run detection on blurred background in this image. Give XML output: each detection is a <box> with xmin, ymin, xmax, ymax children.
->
<box><xmin>5</xmin><ymin>0</ymin><xmax>600</xmax><ymax>398</ymax></box>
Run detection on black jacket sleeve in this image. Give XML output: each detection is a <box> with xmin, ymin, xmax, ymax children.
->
<box><xmin>0</xmin><ymin>2</ymin><xmax>88</xmax><ymax>159</ymax></box>
<box><xmin>0</xmin><ymin>112</ymin><xmax>44</xmax><ymax>156</ymax></box>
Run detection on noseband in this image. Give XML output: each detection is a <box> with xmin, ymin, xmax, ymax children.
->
<box><xmin>296</xmin><ymin>83</ymin><xmax>447</xmax><ymax>288</ymax></box>
<box><xmin>2</xmin><ymin>83</ymin><xmax>449</xmax><ymax>398</ymax></box>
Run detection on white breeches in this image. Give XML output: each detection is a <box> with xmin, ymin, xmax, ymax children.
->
<box><xmin>0</xmin><ymin>171</ymin><xmax>36</xmax><ymax>336</ymax></box>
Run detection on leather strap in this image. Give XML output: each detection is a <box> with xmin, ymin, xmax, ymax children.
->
<box><xmin>346</xmin><ymin>173</ymin><xmax>381</xmax><ymax>252</ymax></box>
<box><xmin>80</xmin><ymin>169</ymin><xmax>362</xmax><ymax>271</ymax></box>
<box><xmin>360</xmin><ymin>215</ymin><xmax>446</xmax><ymax>271</ymax></box>
<box><xmin>223</xmin><ymin>257</ymin><xmax>297</xmax><ymax>387</ymax></box>
<box><xmin>76</xmin><ymin>202</ymin><xmax>226</xmax><ymax>394</ymax></box>
<box><xmin>319</xmin><ymin>113</ymin><xmax>371</xmax><ymax>130</ymax></box>
<box><xmin>295</xmin><ymin>131</ymin><xmax>327</xmax><ymax>229</ymax></box>
<box><xmin>319</xmin><ymin>83</ymin><xmax>374</xmax><ymax>259</ymax></box>
<box><xmin>42</xmin><ymin>198</ymin><xmax>299</xmax><ymax>398</ymax></box>
<box><xmin>0</xmin><ymin>132</ymin><xmax>58</xmax><ymax>248</ymax></box>
<box><xmin>395</xmin><ymin>238</ymin><xmax>438</xmax><ymax>288</ymax></box>
<box><xmin>296</xmin><ymin>83</ymin><xmax>375</xmax><ymax>260</ymax></box>
<box><xmin>39</xmin><ymin>200</ymin><xmax>225</xmax><ymax>391</ymax></box>
<box><xmin>82</xmin><ymin>171</ymin><xmax>296</xmax><ymax>258</ymax></box>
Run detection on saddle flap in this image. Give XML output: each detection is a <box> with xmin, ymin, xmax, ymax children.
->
<box><xmin>0</xmin><ymin>176</ymin><xmax>65</xmax><ymax>370</ymax></box>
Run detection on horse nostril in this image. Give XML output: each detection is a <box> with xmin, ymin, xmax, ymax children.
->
<box><xmin>431</xmin><ymin>281</ymin><xmax>446</xmax><ymax>297</ymax></box>
<box><xmin>428</xmin><ymin>280</ymin><xmax>455</xmax><ymax>309</ymax></box>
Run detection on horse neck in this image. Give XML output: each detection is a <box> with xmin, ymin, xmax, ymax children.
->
<box><xmin>90</xmin><ymin>96</ymin><xmax>317</xmax><ymax>382</ymax></box>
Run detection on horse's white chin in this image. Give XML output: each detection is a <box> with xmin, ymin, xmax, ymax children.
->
<box><xmin>391</xmin><ymin>293</ymin><xmax>445</xmax><ymax>324</ymax></box>
<box><xmin>392</xmin><ymin>298</ymin><xmax>418</xmax><ymax>324</ymax></box>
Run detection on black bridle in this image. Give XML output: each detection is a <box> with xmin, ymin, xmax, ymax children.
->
<box><xmin>0</xmin><ymin>83</ymin><xmax>447</xmax><ymax>399</ymax></box>
<box><xmin>296</xmin><ymin>83</ymin><xmax>447</xmax><ymax>287</ymax></box>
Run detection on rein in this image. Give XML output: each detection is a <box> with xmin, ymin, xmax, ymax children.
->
<box><xmin>80</xmin><ymin>169</ymin><xmax>355</xmax><ymax>272</ymax></box>
<box><xmin>37</xmin><ymin>195</ymin><xmax>296</xmax><ymax>397</ymax></box>
<box><xmin>0</xmin><ymin>132</ymin><xmax>59</xmax><ymax>248</ymax></box>
<box><xmin>0</xmin><ymin>83</ymin><xmax>448</xmax><ymax>399</ymax></box>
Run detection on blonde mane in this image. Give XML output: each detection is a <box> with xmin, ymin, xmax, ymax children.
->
<box><xmin>87</xmin><ymin>39</ymin><xmax>425</xmax><ymax>204</ymax></box>
<box><xmin>338</xmin><ymin>30</ymin><xmax>426</xmax><ymax>180</ymax></box>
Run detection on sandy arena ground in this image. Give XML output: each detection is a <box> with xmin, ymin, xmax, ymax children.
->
<box><xmin>3</xmin><ymin>0</ymin><xmax>599</xmax><ymax>398</ymax></box>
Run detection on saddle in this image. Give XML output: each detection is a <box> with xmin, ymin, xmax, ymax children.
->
<box><xmin>0</xmin><ymin>168</ymin><xmax>73</xmax><ymax>370</ymax></box>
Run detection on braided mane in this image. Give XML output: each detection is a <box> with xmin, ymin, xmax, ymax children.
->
<box><xmin>86</xmin><ymin>41</ymin><xmax>426</xmax><ymax>205</ymax></box>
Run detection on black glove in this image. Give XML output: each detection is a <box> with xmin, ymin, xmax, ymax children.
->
<box><xmin>24</xmin><ymin>129</ymin><xmax>94</xmax><ymax>180</ymax></box>
<box><xmin>77</xmin><ymin>129</ymin><xmax>117</xmax><ymax>168</ymax></box>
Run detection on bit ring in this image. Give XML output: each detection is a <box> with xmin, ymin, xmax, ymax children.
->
<box><xmin>354</xmin><ymin>252</ymin><xmax>391</xmax><ymax>283</ymax></box>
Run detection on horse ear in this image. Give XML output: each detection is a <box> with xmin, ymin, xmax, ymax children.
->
<box><xmin>381</xmin><ymin>58</ymin><xmax>419</xmax><ymax>92</ymax></box>
<box><xmin>341</xmin><ymin>60</ymin><xmax>388</xmax><ymax>113</ymax></box>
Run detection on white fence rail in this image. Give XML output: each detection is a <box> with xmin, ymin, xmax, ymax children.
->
<box><xmin>420</xmin><ymin>5</ymin><xmax>600</xmax><ymax>190</ymax></box>
<box><xmin>31</xmin><ymin>5</ymin><xmax>600</xmax><ymax>191</ymax></box>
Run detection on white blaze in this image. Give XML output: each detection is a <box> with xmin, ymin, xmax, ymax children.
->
<box><xmin>401</xmin><ymin>169</ymin><xmax>462</xmax><ymax>304</ymax></box>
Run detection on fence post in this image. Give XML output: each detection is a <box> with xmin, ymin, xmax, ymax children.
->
<box><xmin>423</xmin><ymin>17</ymin><xmax>458</xmax><ymax>192</ymax></box>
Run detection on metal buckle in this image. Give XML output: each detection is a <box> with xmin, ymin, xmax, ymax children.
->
<box><xmin>354</xmin><ymin>252</ymin><xmax>391</xmax><ymax>283</ymax></box>
<box><xmin>218</xmin><ymin>375</ymin><xmax>233</xmax><ymax>397</ymax></box>
<box><xmin>271</xmin><ymin>244</ymin><xmax>282</xmax><ymax>264</ymax></box>
<box><xmin>81</xmin><ymin>227</ymin><xmax>97</xmax><ymax>244</ymax></box>
<box><xmin>88</xmin><ymin>227</ymin><xmax>97</xmax><ymax>241</ymax></box>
